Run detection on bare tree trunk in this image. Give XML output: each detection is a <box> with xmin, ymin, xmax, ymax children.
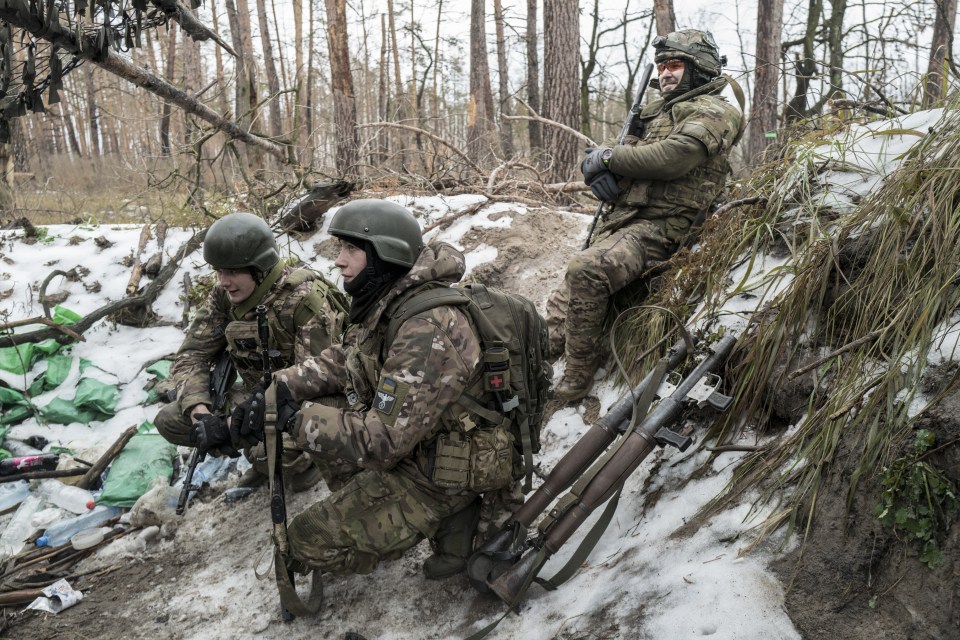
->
<box><xmin>306</xmin><ymin>0</ymin><xmax>317</xmax><ymax>161</ymax></box>
<box><xmin>256</xmin><ymin>0</ymin><xmax>283</xmax><ymax>138</ymax></box>
<box><xmin>784</xmin><ymin>0</ymin><xmax>822</xmax><ymax>122</ymax></box>
<box><xmin>378</xmin><ymin>13</ymin><xmax>389</xmax><ymax>163</ymax></box>
<box><xmin>467</xmin><ymin>0</ymin><xmax>498</xmax><ymax>164</ymax></box>
<box><xmin>493</xmin><ymin>0</ymin><xmax>513</xmax><ymax>157</ymax></box>
<box><xmin>542</xmin><ymin>0</ymin><xmax>580</xmax><ymax>182</ymax></box>
<box><xmin>0</xmin><ymin>120</ymin><xmax>15</xmax><ymax>211</ymax></box>
<box><xmin>653</xmin><ymin>0</ymin><xmax>676</xmax><ymax>34</ymax></box>
<box><xmin>580</xmin><ymin>0</ymin><xmax>601</xmax><ymax>140</ymax></box>
<box><xmin>209</xmin><ymin>0</ymin><xmax>229</xmax><ymax>117</ymax></box>
<box><xmin>324</xmin><ymin>0</ymin><xmax>359</xmax><ymax>174</ymax></box>
<box><xmin>526</xmin><ymin>0</ymin><xmax>542</xmax><ymax>153</ymax></box>
<box><xmin>386</xmin><ymin>0</ymin><xmax>409</xmax><ymax>169</ymax></box>
<box><xmin>292</xmin><ymin>0</ymin><xmax>306</xmax><ymax>162</ymax></box>
<box><xmin>924</xmin><ymin>0</ymin><xmax>958</xmax><ymax>107</ymax></box>
<box><xmin>159</xmin><ymin>24</ymin><xmax>178</xmax><ymax>156</ymax></box>
<box><xmin>825</xmin><ymin>0</ymin><xmax>847</xmax><ymax>99</ymax></box>
<box><xmin>85</xmin><ymin>64</ymin><xmax>100</xmax><ymax>158</ymax></box>
<box><xmin>224</xmin><ymin>0</ymin><xmax>259</xmax><ymax>170</ymax></box>
<box><xmin>748</xmin><ymin>0</ymin><xmax>784</xmax><ymax>162</ymax></box>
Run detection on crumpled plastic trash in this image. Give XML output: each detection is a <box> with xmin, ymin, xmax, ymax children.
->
<box><xmin>26</xmin><ymin>578</ymin><xmax>84</xmax><ymax>613</ymax></box>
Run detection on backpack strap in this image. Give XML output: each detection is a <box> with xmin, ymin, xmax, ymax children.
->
<box><xmin>384</xmin><ymin>285</ymin><xmax>470</xmax><ymax>349</ymax></box>
<box><xmin>294</xmin><ymin>274</ymin><xmax>349</xmax><ymax>327</ymax></box>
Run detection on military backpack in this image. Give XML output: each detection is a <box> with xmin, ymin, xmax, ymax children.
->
<box><xmin>385</xmin><ymin>283</ymin><xmax>553</xmax><ymax>492</ymax></box>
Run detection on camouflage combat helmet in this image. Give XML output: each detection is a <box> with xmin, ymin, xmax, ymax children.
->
<box><xmin>653</xmin><ymin>29</ymin><xmax>725</xmax><ymax>78</ymax></box>
<box><xmin>203</xmin><ymin>212</ymin><xmax>279</xmax><ymax>273</ymax></box>
<box><xmin>329</xmin><ymin>200</ymin><xmax>424</xmax><ymax>268</ymax></box>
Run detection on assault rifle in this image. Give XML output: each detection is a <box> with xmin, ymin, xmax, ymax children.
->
<box><xmin>467</xmin><ymin>335</ymin><xmax>737</xmax><ymax>607</ymax></box>
<box><xmin>258</xmin><ymin>304</ymin><xmax>323</xmax><ymax>621</ymax></box>
<box><xmin>176</xmin><ymin>350</ymin><xmax>236</xmax><ymax>515</ymax></box>
<box><xmin>583</xmin><ymin>62</ymin><xmax>655</xmax><ymax>250</ymax></box>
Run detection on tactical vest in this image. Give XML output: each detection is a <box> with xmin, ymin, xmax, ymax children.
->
<box><xmin>598</xmin><ymin>81</ymin><xmax>739</xmax><ymax>242</ymax></box>
<box><xmin>224</xmin><ymin>267</ymin><xmax>346</xmax><ymax>388</ymax></box>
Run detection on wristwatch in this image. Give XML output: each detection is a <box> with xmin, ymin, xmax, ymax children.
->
<box><xmin>601</xmin><ymin>148</ymin><xmax>613</xmax><ymax>166</ymax></box>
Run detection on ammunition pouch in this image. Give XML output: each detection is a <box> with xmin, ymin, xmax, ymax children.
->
<box><xmin>432</xmin><ymin>423</ymin><xmax>514</xmax><ymax>493</ymax></box>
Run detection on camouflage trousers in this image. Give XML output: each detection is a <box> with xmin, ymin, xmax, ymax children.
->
<box><xmin>287</xmin><ymin>468</ymin><xmax>476</xmax><ymax>575</ymax></box>
<box><xmin>547</xmin><ymin>220</ymin><xmax>675</xmax><ymax>366</ymax></box>
<box><xmin>153</xmin><ymin>399</ymin><xmax>314</xmax><ymax>476</ymax></box>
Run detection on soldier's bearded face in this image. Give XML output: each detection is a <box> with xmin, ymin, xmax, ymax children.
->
<box><xmin>658</xmin><ymin>59</ymin><xmax>684</xmax><ymax>92</ymax></box>
<box><xmin>216</xmin><ymin>268</ymin><xmax>257</xmax><ymax>304</ymax></box>
<box><xmin>335</xmin><ymin>239</ymin><xmax>368</xmax><ymax>287</ymax></box>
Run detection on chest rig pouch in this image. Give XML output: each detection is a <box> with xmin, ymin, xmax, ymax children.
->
<box><xmin>433</xmin><ymin>414</ymin><xmax>514</xmax><ymax>493</ymax></box>
<box><xmin>224</xmin><ymin>320</ymin><xmax>286</xmax><ymax>379</ymax></box>
<box><xmin>431</xmin><ymin>345</ymin><xmax>517</xmax><ymax>493</ymax></box>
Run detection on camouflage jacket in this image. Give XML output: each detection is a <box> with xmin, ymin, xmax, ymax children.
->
<box><xmin>599</xmin><ymin>76</ymin><xmax>743</xmax><ymax>243</ymax></box>
<box><xmin>274</xmin><ymin>243</ymin><xmax>483</xmax><ymax>485</ymax></box>
<box><xmin>172</xmin><ymin>262</ymin><xmax>345</xmax><ymax>415</ymax></box>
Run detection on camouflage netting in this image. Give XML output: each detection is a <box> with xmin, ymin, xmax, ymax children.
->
<box><xmin>0</xmin><ymin>0</ymin><xmax>218</xmax><ymax>141</ymax></box>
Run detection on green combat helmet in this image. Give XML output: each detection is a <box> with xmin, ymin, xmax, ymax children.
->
<box><xmin>328</xmin><ymin>200</ymin><xmax>424</xmax><ymax>267</ymax></box>
<box><xmin>203</xmin><ymin>211</ymin><xmax>279</xmax><ymax>273</ymax></box>
<box><xmin>653</xmin><ymin>29</ymin><xmax>725</xmax><ymax>79</ymax></box>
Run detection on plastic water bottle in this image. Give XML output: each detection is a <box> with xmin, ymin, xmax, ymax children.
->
<box><xmin>37</xmin><ymin>479</ymin><xmax>96</xmax><ymax>514</ymax></box>
<box><xmin>0</xmin><ymin>495</ymin><xmax>43</xmax><ymax>562</ymax></box>
<box><xmin>36</xmin><ymin>505</ymin><xmax>121</xmax><ymax>548</ymax></box>
<box><xmin>2</xmin><ymin>439</ymin><xmax>44</xmax><ymax>456</ymax></box>
<box><xmin>0</xmin><ymin>480</ymin><xmax>30</xmax><ymax>512</ymax></box>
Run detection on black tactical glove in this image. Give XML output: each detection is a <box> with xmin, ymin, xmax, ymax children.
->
<box><xmin>587</xmin><ymin>170</ymin><xmax>621</xmax><ymax>203</ymax></box>
<box><xmin>189</xmin><ymin>413</ymin><xmax>234</xmax><ymax>454</ymax></box>
<box><xmin>230</xmin><ymin>383</ymin><xmax>267</xmax><ymax>446</ymax></box>
<box><xmin>581</xmin><ymin>147</ymin><xmax>613</xmax><ymax>184</ymax></box>
<box><xmin>272</xmin><ymin>381</ymin><xmax>300</xmax><ymax>435</ymax></box>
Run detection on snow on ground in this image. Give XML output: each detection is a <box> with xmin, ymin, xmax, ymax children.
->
<box><xmin>2</xmin><ymin>111</ymin><xmax>947</xmax><ymax>637</ymax></box>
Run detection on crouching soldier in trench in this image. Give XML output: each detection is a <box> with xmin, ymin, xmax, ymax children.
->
<box><xmin>231</xmin><ymin>199</ymin><xmax>518</xmax><ymax>579</ymax></box>
<box><xmin>154</xmin><ymin>212</ymin><xmax>347</xmax><ymax>492</ymax></box>
<box><xmin>549</xmin><ymin>29</ymin><xmax>743</xmax><ymax>402</ymax></box>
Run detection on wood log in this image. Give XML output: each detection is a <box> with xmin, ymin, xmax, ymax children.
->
<box><xmin>0</xmin><ymin>588</ymin><xmax>44</xmax><ymax>606</ymax></box>
<box><xmin>76</xmin><ymin>425</ymin><xmax>139</xmax><ymax>490</ymax></box>
<box><xmin>0</xmin><ymin>468</ymin><xmax>86</xmax><ymax>484</ymax></box>
<box><xmin>277</xmin><ymin>180</ymin><xmax>354</xmax><ymax>233</ymax></box>
<box><xmin>125</xmin><ymin>225</ymin><xmax>153</xmax><ymax>296</ymax></box>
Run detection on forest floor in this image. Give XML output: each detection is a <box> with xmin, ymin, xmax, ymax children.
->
<box><xmin>2</xmin><ymin>201</ymin><xmax>956</xmax><ymax>640</ymax></box>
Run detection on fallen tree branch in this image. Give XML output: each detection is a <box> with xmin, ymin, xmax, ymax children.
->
<box><xmin>0</xmin><ymin>7</ymin><xmax>287</xmax><ymax>162</ymax></box>
<box><xmin>509</xmin><ymin>97</ymin><xmax>597</xmax><ymax>146</ymax></box>
<box><xmin>0</xmin><ymin>468</ymin><xmax>86</xmax><ymax>483</ymax></box>
<box><xmin>0</xmin><ymin>316</ymin><xmax>84</xmax><ymax>342</ymax></box>
<box><xmin>0</xmin><ymin>230</ymin><xmax>206</xmax><ymax>348</ymax></box>
<box><xmin>358</xmin><ymin>122</ymin><xmax>484</xmax><ymax>176</ymax></box>
<box><xmin>77</xmin><ymin>425</ymin><xmax>139</xmax><ymax>490</ymax></box>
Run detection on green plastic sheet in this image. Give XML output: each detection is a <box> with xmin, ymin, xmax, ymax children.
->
<box><xmin>0</xmin><ymin>387</ymin><xmax>34</xmax><ymax>426</ymax></box>
<box><xmin>0</xmin><ymin>339</ymin><xmax>63</xmax><ymax>375</ymax></box>
<box><xmin>39</xmin><ymin>377</ymin><xmax>120</xmax><ymax>425</ymax></box>
<box><xmin>98</xmin><ymin>428</ymin><xmax>177</xmax><ymax>507</ymax></box>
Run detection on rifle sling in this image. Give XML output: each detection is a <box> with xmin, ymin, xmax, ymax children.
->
<box><xmin>535</xmin><ymin>354</ymin><xmax>672</xmax><ymax>588</ymax></box>
<box><xmin>265</xmin><ymin>400</ymin><xmax>323</xmax><ymax>617</ymax></box>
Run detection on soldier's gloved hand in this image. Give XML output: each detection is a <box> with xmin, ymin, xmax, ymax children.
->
<box><xmin>271</xmin><ymin>381</ymin><xmax>300</xmax><ymax>434</ymax></box>
<box><xmin>587</xmin><ymin>170</ymin><xmax>621</xmax><ymax>203</ymax></box>
<box><xmin>230</xmin><ymin>383</ymin><xmax>267</xmax><ymax>446</ymax></box>
<box><xmin>581</xmin><ymin>147</ymin><xmax>613</xmax><ymax>184</ymax></box>
<box><xmin>190</xmin><ymin>413</ymin><xmax>232</xmax><ymax>454</ymax></box>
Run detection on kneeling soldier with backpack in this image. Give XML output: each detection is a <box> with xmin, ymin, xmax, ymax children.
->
<box><xmin>232</xmin><ymin>199</ymin><xmax>551</xmax><ymax>593</ymax></box>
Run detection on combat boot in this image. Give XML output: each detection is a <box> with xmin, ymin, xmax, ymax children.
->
<box><xmin>423</xmin><ymin>499</ymin><xmax>481</xmax><ymax>580</ymax></box>
<box><xmin>554</xmin><ymin>358</ymin><xmax>601</xmax><ymax>403</ymax></box>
